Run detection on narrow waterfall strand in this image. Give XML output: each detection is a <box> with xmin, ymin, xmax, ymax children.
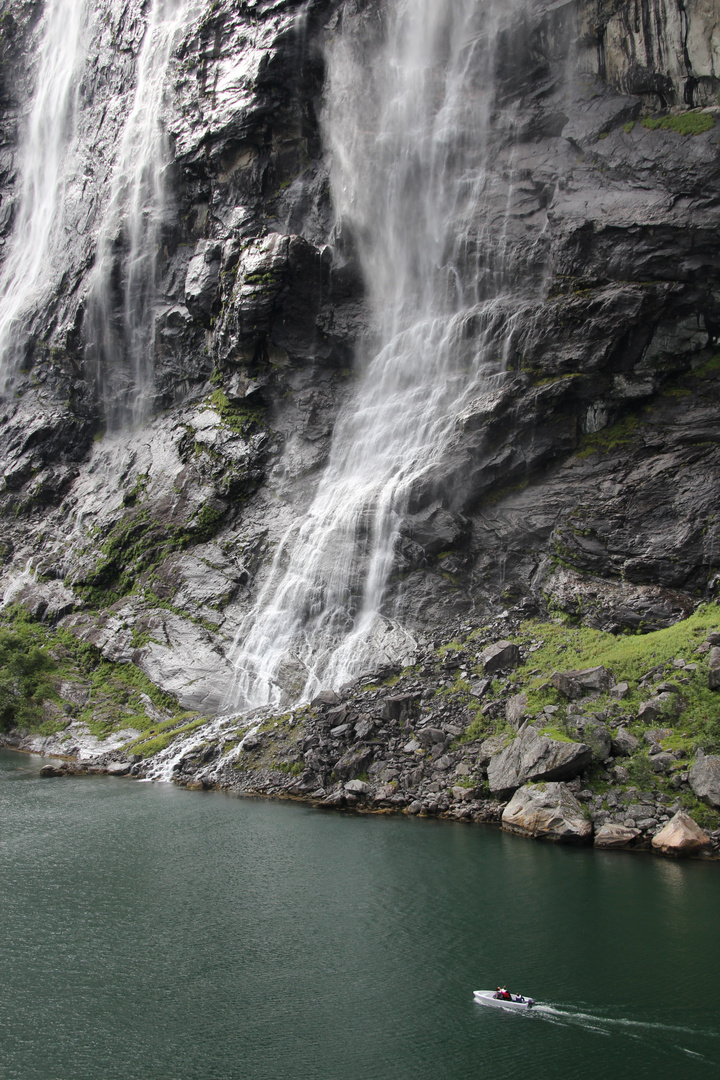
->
<box><xmin>86</xmin><ymin>0</ymin><xmax>198</xmax><ymax>431</ymax></box>
<box><xmin>0</xmin><ymin>0</ymin><xmax>88</xmax><ymax>384</ymax></box>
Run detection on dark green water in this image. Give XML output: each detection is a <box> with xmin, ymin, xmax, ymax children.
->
<box><xmin>1</xmin><ymin>750</ymin><xmax>718</xmax><ymax>1080</ymax></box>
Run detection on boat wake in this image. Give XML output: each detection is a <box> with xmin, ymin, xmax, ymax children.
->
<box><xmin>528</xmin><ymin>1003</ymin><xmax>720</xmax><ymax>1066</ymax></box>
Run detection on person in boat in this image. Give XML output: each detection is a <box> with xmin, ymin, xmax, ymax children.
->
<box><xmin>494</xmin><ymin>987</ymin><xmax>512</xmax><ymax>1000</ymax></box>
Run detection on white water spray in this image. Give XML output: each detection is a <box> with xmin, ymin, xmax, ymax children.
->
<box><xmin>228</xmin><ymin>0</ymin><xmax>534</xmax><ymax>710</ymax></box>
<box><xmin>0</xmin><ymin>0</ymin><xmax>88</xmax><ymax>385</ymax></box>
<box><xmin>86</xmin><ymin>0</ymin><xmax>199</xmax><ymax>431</ymax></box>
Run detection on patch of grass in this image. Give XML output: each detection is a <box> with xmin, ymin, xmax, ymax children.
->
<box><xmin>124</xmin><ymin>716</ymin><xmax>206</xmax><ymax>758</ymax></box>
<box><xmin>693</xmin><ymin>353</ymin><xmax>720</xmax><ymax>379</ymax></box>
<box><xmin>642</xmin><ymin>111</ymin><xmax>715</xmax><ymax>136</ymax></box>
<box><xmin>538</xmin><ymin>724</ymin><xmax>576</xmax><ymax>744</ymax></box>
<box><xmin>0</xmin><ymin>622</ymin><xmax>58</xmax><ymax>731</ymax></box>
<box><xmin>206</xmin><ymin>388</ymin><xmax>264</xmax><ymax>436</ymax></box>
<box><xmin>622</xmin><ymin>121</ymin><xmax>636</xmax><ymax>134</ymax></box>
<box><xmin>680</xmin><ymin>792</ymin><xmax>720</xmax><ymax>831</ymax></box>
<box><xmin>576</xmin><ymin>415</ymin><xmax>640</xmax><ymax>458</ymax></box>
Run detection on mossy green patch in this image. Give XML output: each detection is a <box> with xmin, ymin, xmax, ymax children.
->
<box><xmin>642</xmin><ymin>111</ymin><xmax>715</xmax><ymax>136</ymax></box>
<box><xmin>576</xmin><ymin>415</ymin><xmax>640</xmax><ymax>458</ymax></box>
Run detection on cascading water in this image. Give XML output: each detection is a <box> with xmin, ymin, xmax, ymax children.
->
<box><xmin>85</xmin><ymin>0</ymin><xmax>199</xmax><ymax>431</ymax></box>
<box><xmin>228</xmin><ymin>0</ymin><xmax>537</xmax><ymax>711</ymax></box>
<box><xmin>0</xmin><ymin>0</ymin><xmax>88</xmax><ymax>386</ymax></box>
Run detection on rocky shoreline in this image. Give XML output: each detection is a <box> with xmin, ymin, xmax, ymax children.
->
<box><xmin>5</xmin><ymin>609</ymin><xmax>720</xmax><ymax>862</ymax></box>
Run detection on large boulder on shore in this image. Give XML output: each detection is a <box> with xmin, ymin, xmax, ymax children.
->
<box><xmin>502</xmin><ymin>782</ymin><xmax>592</xmax><ymax>844</ymax></box>
<box><xmin>487</xmin><ymin>725</ymin><xmax>592</xmax><ymax>796</ymax></box>
<box><xmin>651</xmin><ymin>811</ymin><xmax>711</xmax><ymax>857</ymax></box>
<box><xmin>688</xmin><ymin>754</ymin><xmax>720</xmax><ymax>808</ymax></box>
<box><xmin>594</xmin><ymin>824</ymin><xmax>642</xmax><ymax>849</ymax></box>
<box><xmin>550</xmin><ymin>666</ymin><xmax>614</xmax><ymax>699</ymax></box>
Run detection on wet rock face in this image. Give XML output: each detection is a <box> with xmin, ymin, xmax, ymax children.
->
<box><xmin>1</xmin><ymin>0</ymin><xmax>720</xmax><ymax>708</ymax></box>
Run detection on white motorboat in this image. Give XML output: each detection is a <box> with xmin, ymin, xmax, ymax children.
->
<box><xmin>473</xmin><ymin>990</ymin><xmax>535</xmax><ymax>1010</ymax></box>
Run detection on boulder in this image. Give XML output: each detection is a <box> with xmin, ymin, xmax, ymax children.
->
<box><xmin>478</xmin><ymin>640</ymin><xmax>520</xmax><ymax>674</ymax></box>
<box><xmin>344</xmin><ymin>779</ymin><xmax>371</xmax><ymax>796</ymax></box>
<box><xmin>637</xmin><ymin>693</ymin><xmax>683</xmax><ymax>723</ymax></box>
<box><xmin>611</xmin><ymin>728</ymin><xmax>639</xmax><ymax>756</ymax></box>
<box><xmin>506</xmin><ymin>693</ymin><xmax>528</xmax><ymax>727</ymax></box>
<box><xmin>708</xmin><ymin>647</ymin><xmax>720</xmax><ymax>691</ymax></box>
<box><xmin>688</xmin><ymin>754</ymin><xmax>720</xmax><ymax>807</ymax></box>
<box><xmin>312</xmin><ymin>690</ymin><xmax>341</xmax><ymax>707</ymax></box>
<box><xmin>417</xmin><ymin>727</ymin><xmax>445</xmax><ymax>748</ymax></box>
<box><xmin>550</xmin><ymin>666</ymin><xmax>614</xmax><ymax>699</ymax></box>
<box><xmin>105</xmin><ymin>761</ymin><xmax>130</xmax><ymax>776</ymax></box>
<box><xmin>333</xmin><ymin>746</ymin><xmax>373</xmax><ymax>780</ymax></box>
<box><xmin>594</xmin><ymin>824</ymin><xmax>642</xmax><ymax>849</ymax></box>
<box><xmin>380</xmin><ymin>694</ymin><xmax>419</xmax><ymax>721</ymax></box>
<box><xmin>610</xmin><ymin>681</ymin><xmax>630</xmax><ymax>699</ymax></box>
<box><xmin>649</xmin><ymin>752</ymin><xmax>675</xmax><ymax>774</ymax></box>
<box><xmin>651</xmin><ymin>811</ymin><xmax>711</xmax><ymax>857</ymax></box>
<box><xmin>487</xmin><ymin>725</ymin><xmax>592</xmax><ymax>796</ymax></box>
<box><xmin>477</xmin><ymin>734</ymin><xmax>510</xmax><ymax>766</ymax></box>
<box><xmin>39</xmin><ymin>764</ymin><xmax>66</xmax><ymax>778</ymax></box>
<box><xmin>575</xmin><ymin>717</ymin><xmax>612</xmax><ymax>762</ymax></box>
<box><xmin>501</xmin><ymin>782</ymin><xmax>592</xmax><ymax>844</ymax></box>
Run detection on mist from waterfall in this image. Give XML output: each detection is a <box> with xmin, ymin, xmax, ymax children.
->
<box><xmin>85</xmin><ymin>0</ymin><xmax>199</xmax><ymax>431</ymax></box>
<box><xmin>0</xmin><ymin>0</ymin><xmax>88</xmax><ymax>386</ymax></box>
<box><xmin>229</xmin><ymin>0</ymin><xmax>536</xmax><ymax>711</ymax></box>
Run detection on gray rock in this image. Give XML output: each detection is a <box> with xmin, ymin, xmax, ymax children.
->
<box><xmin>688</xmin><ymin>755</ymin><xmax>720</xmax><ymax>807</ymax></box>
<box><xmin>487</xmin><ymin>725</ymin><xmax>593</xmax><ymax>796</ymax></box>
<box><xmin>417</xmin><ymin>727</ymin><xmax>445</xmax><ymax>748</ymax></box>
<box><xmin>478</xmin><ymin>640</ymin><xmax>520</xmax><ymax>674</ymax></box>
<box><xmin>610</xmin><ymin>682</ymin><xmax>630</xmax><ymax>699</ymax></box>
<box><xmin>105</xmin><ymin>762</ymin><xmax>130</xmax><ymax>776</ymax></box>
<box><xmin>550</xmin><ymin>667</ymin><xmax>614</xmax><ymax>700</ymax></box>
<box><xmin>344</xmin><ymin>779</ymin><xmax>371</xmax><ymax>796</ymax></box>
<box><xmin>649</xmin><ymin>752</ymin><xmax>675</xmax><ymax>774</ymax></box>
<box><xmin>611</xmin><ymin>728</ymin><xmax>639</xmax><ymax>756</ymax></box>
<box><xmin>594</xmin><ymin>824</ymin><xmax>641</xmax><ymax>849</ymax></box>
<box><xmin>506</xmin><ymin>692</ymin><xmax>528</xmax><ymax>727</ymax></box>
<box><xmin>380</xmin><ymin>695</ymin><xmax>419</xmax><ymax>721</ymax></box>
<box><xmin>708</xmin><ymin>647</ymin><xmax>720</xmax><ymax>690</ymax></box>
<box><xmin>501</xmin><ymin>782</ymin><xmax>592</xmax><ymax>844</ymax></box>
<box><xmin>637</xmin><ymin>693</ymin><xmax>684</xmax><ymax>723</ymax></box>
<box><xmin>184</xmin><ymin>240</ymin><xmax>221</xmax><ymax>321</ymax></box>
<box><xmin>333</xmin><ymin>747</ymin><xmax>373</xmax><ymax>780</ymax></box>
<box><xmin>575</xmin><ymin>717</ymin><xmax>612</xmax><ymax>762</ymax></box>
<box><xmin>477</xmin><ymin>734</ymin><xmax>510</xmax><ymax>766</ymax></box>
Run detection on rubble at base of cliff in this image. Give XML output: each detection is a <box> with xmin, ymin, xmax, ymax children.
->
<box><xmin>7</xmin><ymin>604</ymin><xmax>720</xmax><ymax>862</ymax></box>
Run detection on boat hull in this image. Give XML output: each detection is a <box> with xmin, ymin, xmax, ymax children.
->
<box><xmin>473</xmin><ymin>990</ymin><xmax>534</xmax><ymax>1010</ymax></box>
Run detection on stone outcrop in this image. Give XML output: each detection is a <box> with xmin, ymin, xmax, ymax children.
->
<box><xmin>551</xmin><ymin>667</ymin><xmax>614</xmax><ymax>700</ymax></box>
<box><xmin>502</xmin><ymin>783</ymin><xmax>593</xmax><ymax>844</ymax></box>
<box><xmin>688</xmin><ymin>754</ymin><xmax>720</xmax><ymax>807</ymax></box>
<box><xmin>594</xmin><ymin>824</ymin><xmax>642</xmax><ymax>849</ymax></box>
<box><xmin>487</xmin><ymin>725</ymin><xmax>592</xmax><ymax>796</ymax></box>
<box><xmin>651</xmin><ymin>811</ymin><xmax>712</xmax><ymax>857</ymax></box>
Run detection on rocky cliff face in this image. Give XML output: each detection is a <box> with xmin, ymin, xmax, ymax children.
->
<box><xmin>0</xmin><ymin>0</ymin><xmax>719</xmax><ymax>723</ymax></box>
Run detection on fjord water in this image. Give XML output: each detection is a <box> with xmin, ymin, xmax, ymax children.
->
<box><xmin>1</xmin><ymin>751</ymin><xmax>718</xmax><ymax>1080</ymax></box>
<box><xmin>230</xmin><ymin>0</ymin><xmax>536</xmax><ymax>709</ymax></box>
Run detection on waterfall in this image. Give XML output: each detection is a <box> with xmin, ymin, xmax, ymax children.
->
<box><xmin>229</xmin><ymin>0</ymin><xmax>536</xmax><ymax>710</ymax></box>
<box><xmin>0</xmin><ymin>0</ymin><xmax>88</xmax><ymax>386</ymax></box>
<box><xmin>85</xmin><ymin>0</ymin><xmax>199</xmax><ymax>431</ymax></box>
